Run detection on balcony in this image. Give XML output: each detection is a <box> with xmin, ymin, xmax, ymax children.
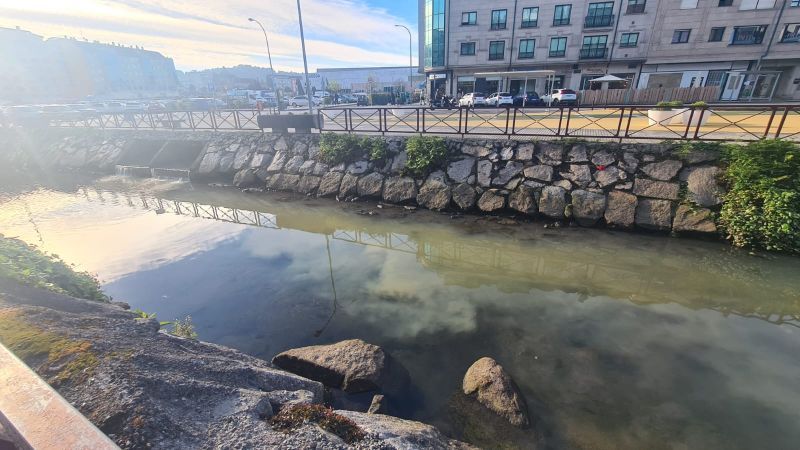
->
<box><xmin>584</xmin><ymin>14</ymin><xmax>614</xmax><ymax>28</ymax></box>
<box><xmin>626</xmin><ymin>4</ymin><xmax>646</xmax><ymax>14</ymax></box>
<box><xmin>579</xmin><ymin>47</ymin><xmax>607</xmax><ymax>59</ymax></box>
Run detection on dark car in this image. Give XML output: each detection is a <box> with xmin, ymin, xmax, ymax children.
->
<box><xmin>513</xmin><ymin>92</ymin><xmax>545</xmax><ymax>107</ymax></box>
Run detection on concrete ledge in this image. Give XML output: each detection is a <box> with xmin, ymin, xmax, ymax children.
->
<box><xmin>0</xmin><ymin>343</ymin><xmax>118</xmax><ymax>450</ymax></box>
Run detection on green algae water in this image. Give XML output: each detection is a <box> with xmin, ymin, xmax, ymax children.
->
<box><xmin>1</xmin><ymin>174</ymin><xmax>799</xmax><ymax>450</ymax></box>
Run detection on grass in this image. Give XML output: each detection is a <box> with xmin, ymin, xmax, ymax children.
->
<box><xmin>270</xmin><ymin>404</ymin><xmax>366</xmax><ymax>444</ymax></box>
<box><xmin>0</xmin><ymin>235</ymin><xmax>109</xmax><ymax>302</ymax></box>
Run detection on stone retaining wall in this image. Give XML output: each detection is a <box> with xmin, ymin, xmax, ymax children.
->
<box><xmin>0</xmin><ymin>128</ymin><xmax>725</xmax><ymax>234</ymax></box>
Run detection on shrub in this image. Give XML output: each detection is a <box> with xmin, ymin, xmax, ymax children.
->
<box><xmin>690</xmin><ymin>101</ymin><xmax>708</xmax><ymax>108</ymax></box>
<box><xmin>319</xmin><ymin>133</ymin><xmax>387</xmax><ymax>165</ymax></box>
<box><xmin>404</xmin><ymin>136</ymin><xmax>448</xmax><ymax>177</ymax></box>
<box><xmin>719</xmin><ymin>139</ymin><xmax>800</xmax><ymax>254</ymax></box>
<box><xmin>0</xmin><ymin>236</ymin><xmax>109</xmax><ymax>302</ymax></box>
<box><xmin>270</xmin><ymin>404</ymin><xmax>365</xmax><ymax>444</ymax></box>
<box><xmin>170</xmin><ymin>316</ymin><xmax>198</xmax><ymax>340</ymax></box>
<box><xmin>654</xmin><ymin>100</ymin><xmax>684</xmax><ymax>110</ymax></box>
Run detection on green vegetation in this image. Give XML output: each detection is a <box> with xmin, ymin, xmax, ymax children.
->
<box><xmin>169</xmin><ymin>316</ymin><xmax>198</xmax><ymax>340</ymax></box>
<box><xmin>719</xmin><ymin>140</ymin><xmax>799</xmax><ymax>254</ymax></box>
<box><xmin>654</xmin><ymin>100</ymin><xmax>684</xmax><ymax>110</ymax></box>
<box><xmin>270</xmin><ymin>404</ymin><xmax>365</xmax><ymax>444</ymax></box>
<box><xmin>690</xmin><ymin>101</ymin><xmax>708</xmax><ymax>108</ymax></box>
<box><xmin>674</xmin><ymin>141</ymin><xmax>723</xmax><ymax>158</ymax></box>
<box><xmin>318</xmin><ymin>133</ymin><xmax>387</xmax><ymax>165</ymax></box>
<box><xmin>404</xmin><ymin>136</ymin><xmax>448</xmax><ymax>177</ymax></box>
<box><xmin>0</xmin><ymin>235</ymin><xmax>109</xmax><ymax>302</ymax></box>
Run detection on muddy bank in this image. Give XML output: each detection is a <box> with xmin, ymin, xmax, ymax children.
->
<box><xmin>0</xmin><ymin>279</ymin><xmax>472</xmax><ymax>449</ymax></box>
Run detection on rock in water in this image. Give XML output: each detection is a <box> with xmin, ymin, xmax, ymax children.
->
<box><xmin>462</xmin><ymin>357</ymin><xmax>530</xmax><ymax>428</ymax></box>
<box><xmin>272</xmin><ymin>339</ymin><xmax>389</xmax><ymax>394</ymax></box>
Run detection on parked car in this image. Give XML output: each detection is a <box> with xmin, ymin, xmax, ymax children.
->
<box><xmin>459</xmin><ymin>92</ymin><xmax>487</xmax><ymax>108</ymax></box>
<box><xmin>486</xmin><ymin>92</ymin><xmax>514</xmax><ymax>107</ymax></box>
<box><xmin>353</xmin><ymin>93</ymin><xmax>369</xmax><ymax>106</ymax></box>
<box><xmin>513</xmin><ymin>92</ymin><xmax>545</xmax><ymax>107</ymax></box>
<box><xmin>287</xmin><ymin>96</ymin><xmax>320</xmax><ymax>107</ymax></box>
<box><xmin>541</xmin><ymin>89</ymin><xmax>578</xmax><ymax>105</ymax></box>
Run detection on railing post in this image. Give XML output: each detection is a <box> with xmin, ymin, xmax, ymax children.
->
<box><xmin>347</xmin><ymin>108</ymin><xmax>352</xmax><ymax>133</ymax></box>
<box><xmin>682</xmin><ymin>108</ymin><xmax>694</xmax><ymax>139</ymax></box>
<box><xmin>773</xmin><ymin>106</ymin><xmax>791</xmax><ymax>139</ymax></box>
<box><xmin>615</xmin><ymin>107</ymin><xmax>625</xmax><ymax>138</ymax></box>
<box><xmin>511</xmin><ymin>108</ymin><xmax>518</xmax><ymax>135</ymax></box>
<box><xmin>563</xmin><ymin>107</ymin><xmax>573</xmax><ymax>137</ymax></box>
<box><xmin>463</xmin><ymin>107</ymin><xmax>469</xmax><ymax>135</ymax></box>
<box><xmin>624</xmin><ymin>108</ymin><xmax>635</xmax><ymax>138</ymax></box>
<box><xmin>556</xmin><ymin>107</ymin><xmax>564</xmax><ymax>136</ymax></box>
<box><xmin>416</xmin><ymin>107</ymin><xmax>421</xmax><ymax>133</ymax></box>
<box><xmin>504</xmin><ymin>107</ymin><xmax>510</xmax><ymax>136</ymax></box>
<box><xmin>692</xmin><ymin>108</ymin><xmax>706</xmax><ymax>140</ymax></box>
<box><xmin>422</xmin><ymin>107</ymin><xmax>427</xmax><ymax>133</ymax></box>
<box><xmin>763</xmin><ymin>107</ymin><xmax>777</xmax><ymax>139</ymax></box>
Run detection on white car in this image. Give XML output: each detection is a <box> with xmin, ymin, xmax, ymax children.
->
<box><xmin>288</xmin><ymin>96</ymin><xmax>320</xmax><ymax>107</ymax></box>
<box><xmin>486</xmin><ymin>92</ymin><xmax>514</xmax><ymax>107</ymax></box>
<box><xmin>459</xmin><ymin>92</ymin><xmax>486</xmax><ymax>108</ymax></box>
<box><xmin>541</xmin><ymin>89</ymin><xmax>578</xmax><ymax>105</ymax></box>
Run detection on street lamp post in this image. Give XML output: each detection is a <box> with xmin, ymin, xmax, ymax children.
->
<box><xmin>248</xmin><ymin>18</ymin><xmax>275</xmax><ymax>90</ymax></box>
<box><xmin>395</xmin><ymin>25</ymin><xmax>413</xmax><ymax>104</ymax></box>
<box><xmin>296</xmin><ymin>0</ymin><xmax>314</xmax><ymax>114</ymax></box>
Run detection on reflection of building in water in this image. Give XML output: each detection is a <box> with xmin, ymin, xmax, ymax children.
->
<box><xmin>81</xmin><ymin>187</ymin><xmax>799</xmax><ymax>328</ymax></box>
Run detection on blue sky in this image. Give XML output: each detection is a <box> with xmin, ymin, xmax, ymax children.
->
<box><xmin>0</xmin><ymin>0</ymin><xmax>419</xmax><ymax>71</ymax></box>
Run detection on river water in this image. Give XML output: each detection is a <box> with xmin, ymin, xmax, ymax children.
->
<box><xmin>1</xmin><ymin>175</ymin><xmax>799</xmax><ymax>449</ymax></box>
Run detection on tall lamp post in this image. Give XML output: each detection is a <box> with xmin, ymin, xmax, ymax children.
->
<box><xmin>248</xmin><ymin>18</ymin><xmax>275</xmax><ymax>91</ymax></box>
<box><xmin>296</xmin><ymin>0</ymin><xmax>314</xmax><ymax>114</ymax></box>
<box><xmin>394</xmin><ymin>24</ymin><xmax>413</xmax><ymax>104</ymax></box>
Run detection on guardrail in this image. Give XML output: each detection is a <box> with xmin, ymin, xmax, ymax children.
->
<box><xmin>318</xmin><ymin>104</ymin><xmax>800</xmax><ymax>141</ymax></box>
<box><xmin>22</xmin><ymin>104</ymin><xmax>800</xmax><ymax>142</ymax></box>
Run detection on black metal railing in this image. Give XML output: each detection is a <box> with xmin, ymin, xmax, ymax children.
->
<box><xmin>580</xmin><ymin>47</ymin><xmax>608</xmax><ymax>59</ymax></box>
<box><xmin>584</xmin><ymin>14</ymin><xmax>614</xmax><ymax>28</ymax></box>
<box><xmin>27</xmin><ymin>105</ymin><xmax>800</xmax><ymax>142</ymax></box>
<box><xmin>553</xmin><ymin>17</ymin><xmax>570</xmax><ymax>26</ymax></box>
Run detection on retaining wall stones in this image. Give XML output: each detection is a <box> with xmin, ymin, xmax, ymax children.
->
<box><xmin>0</xmin><ymin>128</ymin><xmax>725</xmax><ymax>235</ymax></box>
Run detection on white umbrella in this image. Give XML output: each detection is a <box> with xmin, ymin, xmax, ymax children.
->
<box><xmin>589</xmin><ymin>74</ymin><xmax>627</xmax><ymax>83</ymax></box>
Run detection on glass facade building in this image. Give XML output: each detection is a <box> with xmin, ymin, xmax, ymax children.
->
<box><xmin>424</xmin><ymin>0</ymin><xmax>446</xmax><ymax>68</ymax></box>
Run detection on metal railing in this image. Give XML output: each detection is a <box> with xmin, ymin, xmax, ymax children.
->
<box><xmin>584</xmin><ymin>14</ymin><xmax>614</xmax><ymax>28</ymax></box>
<box><xmin>579</xmin><ymin>46</ymin><xmax>608</xmax><ymax>59</ymax></box>
<box><xmin>31</xmin><ymin>104</ymin><xmax>800</xmax><ymax>142</ymax></box>
<box><xmin>317</xmin><ymin>104</ymin><xmax>800</xmax><ymax>141</ymax></box>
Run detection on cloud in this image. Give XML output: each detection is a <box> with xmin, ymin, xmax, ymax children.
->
<box><xmin>0</xmin><ymin>0</ymin><xmax>418</xmax><ymax>71</ymax></box>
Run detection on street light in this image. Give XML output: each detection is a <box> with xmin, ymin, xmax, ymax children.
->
<box><xmin>395</xmin><ymin>25</ymin><xmax>413</xmax><ymax>104</ymax></box>
<box><xmin>296</xmin><ymin>0</ymin><xmax>314</xmax><ymax>114</ymax></box>
<box><xmin>248</xmin><ymin>18</ymin><xmax>275</xmax><ymax>90</ymax></box>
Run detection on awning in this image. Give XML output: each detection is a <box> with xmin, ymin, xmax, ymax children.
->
<box><xmin>589</xmin><ymin>74</ymin><xmax>627</xmax><ymax>82</ymax></box>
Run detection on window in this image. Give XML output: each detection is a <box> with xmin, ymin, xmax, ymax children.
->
<box><xmin>709</xmin><ymin>27</ymin><xmax>725</xmax><ymax>41</ymax></box>
<box><xmin>424</xmin><ymin>0</ymin><xmax>446</xmax><ymax>67</ymax></box>
<box><xmin>706</xmin><ymin>70</ymin><xmax>726</xmax><ymax>87</ymax></box>
<box><xmin>680</xmin><ymin>0</ymin><xmax>698</xmax><ymax>8</ymax></box>
<box><xmin>554</xmin><ymin>5</ymin><xmax>572</xmax><ymax>26</ymax></box>
<box><xmin>672</xmin><ymin>29</ymin><xmax>691</xmax><ymax>43</ymax></box>
<box><xmin>620</xmin><ymin>32</ymin><xmax>639</xmax><ymax>47</ymax></box>
<box><xmin>627</xmin><ymin>0</ymin><xmax>646</xmax><ymax>13</ymax></box>
<box><xmin>460</xmin><ymin>42</ymin><xmax>476</xmax><ymax>55</ymax></box>
<box><xmin>586</xmin><ymin>2</ymin><xmax>615</xmax><ymax>27</ymax></box>
<box><xmin>521</xmin><ymin>7</ymin><xmax>539</xmax><ymax>28</ymax></box>
<box><xmin>781</xmin><ymin>23</ymin><xmax>800</xmax><ymax>42</ymax></box>
<box><xmin>549</xmin><ymin>37</ymin><xmax>567</xmax><ymax>57</ymax></box>
<box><xmin>518</xmin><ymin>39</ymin><xmax>536</xmax><ymax>58</ymax></box>
<box><xmin>581</xmin><ymin>35</ymin><xmax>608</xmax><ymax>58</ymax></box>
<box><xmin>739</xmin><ymin>0</ymin><xmax>775</xmax><ymax>9</ymax></box>
<box><xmin>731</xmin><ymin>25</ymin><xmax>767</xmax><ymax>44</ymax></box>
<box><xmin>489</xmin><ymin>41</ymin><xmax>505</xmax><ymax>60</ymax></box>
<box><xmin>718</xmin><ymin>0</ymin><xmax>733</xmax><ymax>5</ymax></box>
<box><xmin>792</xmin><ymin>0</ymin><xmax>799</xmax><ymax>6</ymax></box>
<box><xmin>491</xmin><ymin>9</ymin><xmax>507</xmax><ymax>30</ymax></box>
<box><xmin>461</xmin><ymin>11</ymin><xmax>477</xmax><ymax>25</ymax></box>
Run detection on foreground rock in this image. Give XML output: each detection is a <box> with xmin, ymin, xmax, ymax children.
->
<box><xmin>0</xmin><ymin>282</ymin><xmax>466</xmax><ymax>449</ymax></box>
<box><xmin>272</xmin><ymin>339</ymin><xmax>393</xmax><ymax>394</ymax></box>
<box><xmin>462</xmin><ymin>357</ymin><xmax>530</xmax><ymax>428</ymax></box>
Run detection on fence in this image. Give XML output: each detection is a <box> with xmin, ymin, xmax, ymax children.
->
<box><xmin>29</xmin><ymin>104</ymin><xmax>800</xmax><ymax>142</ymax></box>
<box><xmin>577</xmin><ymin>86</ymin><xmax>721</xmax><ymax>106</ymax></box>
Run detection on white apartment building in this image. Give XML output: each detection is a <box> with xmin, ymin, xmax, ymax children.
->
<box><xmin>418</xmin><ymin>0</ymin><xmax>800</xmax><ymax>101</ymax></box>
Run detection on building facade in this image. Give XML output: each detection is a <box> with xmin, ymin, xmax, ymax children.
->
<box><xmin>0</xmin><ymin>27</ymin><xmax>178</xmax><ymax>104</ymax></box>
<box><xmin>418</xmin><ymin>0</ymin><xmax>800</xmax><ymax>101</ymax></box>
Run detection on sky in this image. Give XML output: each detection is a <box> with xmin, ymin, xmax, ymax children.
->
<box><xmin>0</xmin><ymin>0</ymin><xmax>419</xmax><ymax>72</ymax></box>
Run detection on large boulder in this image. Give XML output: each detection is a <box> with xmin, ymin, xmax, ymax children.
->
<box><xmin>523</xmin><ymin>165</ymin><xmax>553</xmax><ymax>182</ymax></box>
<box><xmin>452</xmin><ymin>183</ymin><xmax>477</xmax><ymax>210</ymax></box>
<box><xmin>233</xmin><ymin>168</ymin><xmax>260</xmax><ymax>188</ymax></box>
<box><xmin>272</xmin><ymin>339</ymin><xmax>389</xmax><ymax>394</ymax></box>
<box><xmin>338</xmin><ymin>173</ymin><xmax>359</xmax><ymax>197</ymax></box>
<box><xmin>382</xmin><ymin>176</ymin><xmax>417</xmax><ymax>203</ymax></box>
<box><xmin>477</xmin><ymin>160</ymin><xmax>493</xmax><ymax>187</ymax></box>
<box><xmin>571</xmin><ymin>190</ymin><xmax>606</xmax><ymax>226</ymax></box>
<box><xmin>539</xmin><ymin>186</ymin><xmax>567</xmax><ymax>218</ymax></box>
<box><xmin>590</xmin><ymin>149</ymin><xmax>616</xmax><ymax>167</ymax></box>
<box><xmin>357</xmin><ymin>173</ymin><xmax>384</xmax><ymax>198</ymax></box>
<box><xmin>267</xmin><ymin>151</ymin><xmax>289</xmax><ymax>172</ymax></box>
<box><xmin>641</xmin><ymin>160</ymin><xmax>682</xmax><ymax>181</ymax></box>
<box><xmin>515</xmin><ymin>143</ymin><xmax>535</xmax><ymax>160</ymax></box>
<box><xmin>339</xmin><ymin>410</ymin><xmax>476</xmax><ymax>449</ymax></box>
<box><xmin>492</xmin><ymin>162</ymin><xmax>523</xmax><ymax>186</ymax></box>
<box><xmin>447</xmin><ymin>158</ymin><xmax>475</xmax><ymax>183</ymax></box>
<box><xmin>635</xmin><ymin>199</ymin><xmax>674</xmax><ymax>230</ymax></box>
<box><xmin>317</xmin><ymin>171</ymin><xmax>344</xmax><ymax>197</ymax></box>
<box><xmin>296</xmin><ymin>175</ymin><xmax>321</xmax><ymax>195</ymax></box>
<box><xmin>604</xmin><ymin>191</ymin><xmax>637</xmax><ymax>228</ymax></box>
<box><xmin>417</xmin><ymin>177</ymin><xmax>452</xmax><ymax>210</ymax></box>
<box><xmin>685</xmin><ymin>166</ymin><xmax>724</xmax><ymax>207</ymax></box>
<box><xmin>462</xmin><ymin>357</ymin><xmax>529</xmax><ymax>428</ymax></box>
<box><xmin>535</xmin><ymin>142</ymin><xmax>564</xmax><ymax>166</ymax></box>
<box><xmin>560</xmin><ymin>165</ymin><xmax>592</xmax><ymax>188</ymax></box>
<box><xmin>594</xmin><ymin>166</ymin><xmax>625</xmax><ymax>188</ymax></box>
<box><xmin>508</xmin><ymin>186</ymin><xmax>537</xmax><ymax>215</ymax></box>
<box><xmin>633</xmin><ymin>178</ymin><xmax>680</xmax><ymax>200</ymax></box>
<box><xmin>672</xmin><ymin>205</ymin><xmax>718</xmax><ymax>233</ymax></box>
<box><xmin>567</xmin><ymin>145</ymin><xmax>589</xmax><ymax>163</ymax></box>
<box><xmin>477</xmin><ymin>190</ymin><xmax>506</xmax><ymax>212</ymax></box>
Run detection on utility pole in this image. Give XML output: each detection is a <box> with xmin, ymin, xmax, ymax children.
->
<box><xmin>297</xmin><ymin>0</ymin><xmax>313</xmax><ymax>114</ymax></box>
<box><xmin>395</xmin><ymin>25</ymin><xmax>413</xmax><ymax>104</ymax></box>
<box><xmin>248</xmin><ymin>18</ymin><xmax>275</xmax><ymax>90</ymax></box>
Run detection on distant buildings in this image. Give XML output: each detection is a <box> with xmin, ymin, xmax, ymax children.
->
<box><xmin>0</xmin><ymin>26</ymin><xmax>178</xmax><ymax>104</ymax></box>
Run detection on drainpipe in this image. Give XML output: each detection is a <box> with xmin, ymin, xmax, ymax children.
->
<box><xmin>756</xmin><ymin>0</ymin><xmax>787</xmax><ymax>72</ymax></box>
